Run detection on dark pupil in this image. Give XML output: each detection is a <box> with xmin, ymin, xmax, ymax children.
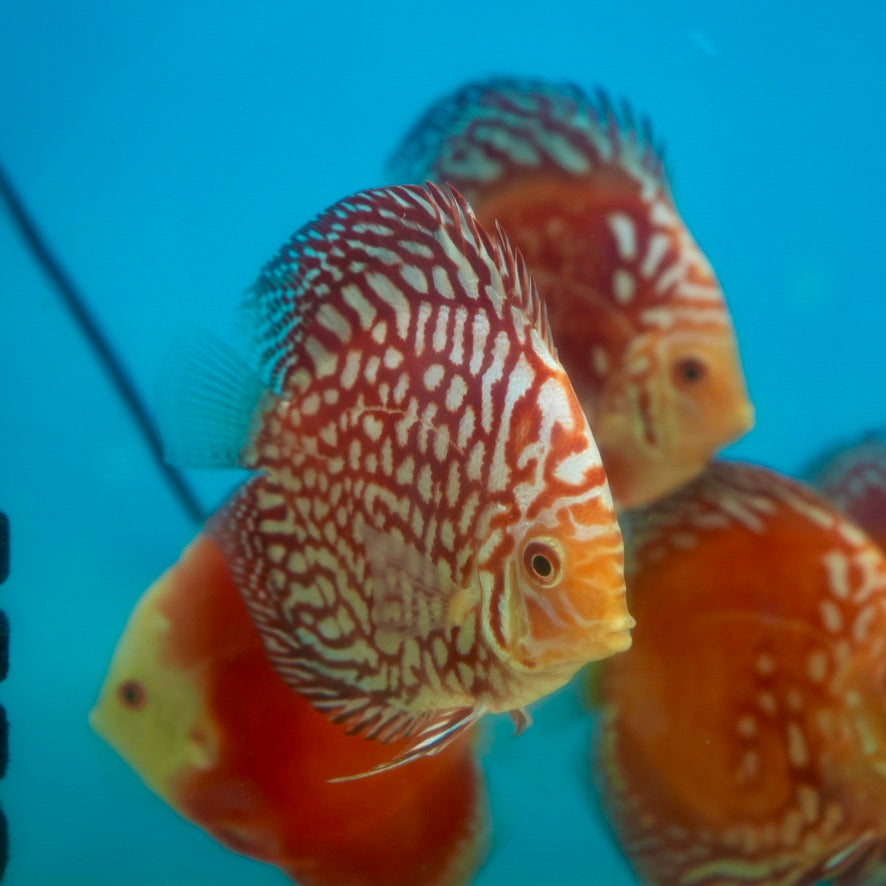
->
<box><xmin>532</xmin><ymin>554</ymin><xmax>553</xmax><ymax>578</ymax></box>
<box><xmin>678</xmin><ymin>357</ymin><xmax>705</xmax><ymax>382</ymax></box>
<box><xmin>119</xmin><ymin>680</ymin><xmax>145</xmax><ymax>708</ymax></box>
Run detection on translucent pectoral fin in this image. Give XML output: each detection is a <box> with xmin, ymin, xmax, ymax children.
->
<box><xmin>360</xmin><ymin>523</ymin><xmax>476</xmax><ymax>643</ymax></box>
<box><xmin>509</xmin><ymin>707</ymin><xmax>532</xmax><ymax>735</ymax></box>
<box><xmin>155</xmin><ymin>324</ymin><xmax>268</xmax><ymax>469</ymax></box>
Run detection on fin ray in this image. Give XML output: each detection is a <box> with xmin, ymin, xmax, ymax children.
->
<box><xmin>387</xmin><ymin>77</ymin><xmax>669</xmax><ymax>199</ymax></box>
<box><xmin>155</xmin><ymin>325</ymin><xmax>266</xmax><ymax>469</ymax></box>
<box><xmin>329</xmin><ymin>705</ymin><xmax>483</xmax><ymax>782</ymax></box>
<box><xmin>361</xmin><ymin>522</ymin><xmax>469</xmax><ymax>642</ymax></box>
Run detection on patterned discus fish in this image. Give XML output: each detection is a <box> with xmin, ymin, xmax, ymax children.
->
<box><xmin>90</xmin><ymin>534</ymin><xmax>487</xmax><ymax>886</ymax></box>
<box><xmin>387</xmin><ymin>78</ymin><xmax>754</xmax><ymax>509</ymax></box>
<box><xmin>590</xmin><ymin>461</ymin><xmax>886</xmax><ymax>885</ymax></box>
<box><xmin>810</xmin><ymin>433</ymin><xmax>886</xmax><ymax>551</ymax></box>
<box><xmin>158</xmin><ymin>182</ymin><xmax>632</xmax><ymax>775</ymax></box>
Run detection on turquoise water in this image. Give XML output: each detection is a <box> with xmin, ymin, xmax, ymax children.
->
<box><xmin>1</xmin><ymin>1</ymin><xmax>883</xmax><ymax>883</ymax></box>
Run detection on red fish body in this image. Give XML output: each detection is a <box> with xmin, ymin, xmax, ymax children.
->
<box><xmin>91</xmin><ymin>534</ymin><xmax>487</xmax><ymax>885</ymax></box>
<box><xmin>388</xmin><ymin>79</ymin><xmax>754</xmax><ymax>509</ymax></box>
<box><xmin>156</xmin><ymin>183</ymin><xmax>632</xmax><ymax>772</ymax></box>
<box><xmin>811</xmin><ymin>434</ymin><xmax>886</xmax><ymax>551</ymax></box>
<box><xmin>591</xmin><ymin>461</ymin><xmax>886</xmax><ymax>885</ymax></box>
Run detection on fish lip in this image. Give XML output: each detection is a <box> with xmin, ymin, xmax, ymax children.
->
<box><xmin>605</xmin><ymin>623</ymin><xmax>634</xmax><ymax>653</ymax></box>
<box><xmin>598</xmin><ymin>614</ymin><xmax>635</xmax><ymax>654</ymax></box>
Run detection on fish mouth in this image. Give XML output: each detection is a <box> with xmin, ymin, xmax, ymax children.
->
<box><xmin>541</xmin><ymin>613</ymin><xmax>635</xmax><ymax>668</ymax></box>
<box><xmin>712</xmin><ymin>398</ymin><xmax>754</xmax><ymax>448</ymax></box>
<box><xmin>602</xmin><ymin>617</ymin><xmax>635</xmax><ymax>654</ymax></box>
<box><xmin>734</xmin><ymin>400</ymin><xmax>755</xmax><ymax>437</ymax></box>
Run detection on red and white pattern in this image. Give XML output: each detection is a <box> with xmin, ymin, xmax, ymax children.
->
<box><xmin>388</xmin><ymin>79</ymin><xmax>753</xmax><ymax>508</ymax></box>
<box><xmin>199</xmin><ymin>184</ymin><xmax>631</xmax><ymax>765</ymax></box>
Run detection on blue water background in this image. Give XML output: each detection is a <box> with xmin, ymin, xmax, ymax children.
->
<box><xmin>1</xmin><ymin>1</ymin><xmax>883</xmax><ymax>883</ymax></box>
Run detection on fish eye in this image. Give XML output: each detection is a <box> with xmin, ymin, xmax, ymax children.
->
<box><xmin>118</xmin><ymin>679</ymin><xmax>147</xmax><ymax>710</ymax></box>
<box><xmin>672</xmin><ymin>355</ymin><xmax>708</xmax><ymax>387</ymax></box>
<box><xmin>522</xmin><ymin>540</ymin><xmax>562</xmax><ymax>587</ymax></box>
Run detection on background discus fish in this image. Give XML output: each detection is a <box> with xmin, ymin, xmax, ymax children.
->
<box><xmin>90</xmin><ymin>534</ymin><xmax>488</xmax><ymax>886</ymax></box>
<box><xmin>387</xmin><ymin>78</ymin><xmax>754</xmax><ymax>509</ymax></box>
<box><xmin>809</xmin><ymin>433</ymin><xmax>886</xmax><ymax>551</ymax></box>
<box><xmin>589</xmin><ymin>461</ymin><xmax>886</xmax><ymax>885</ymax></box>
<box><xmin>157</xmin><ymin>182</ymin><xmax>632</xmax><ymax>773</ymax></box>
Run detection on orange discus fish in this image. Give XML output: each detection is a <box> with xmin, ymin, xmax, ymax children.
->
<box><xmin>590</xmin><ymin>461</ymin><xmax>886</xmax><ymax>885</ymax></box>
<box><xmin>388</xmin><ymin>78</ymin><xmax>754</xmax><ymax>508</ymax></box>
<box><xmin>158</xmin><ymin>183</ymin><xmax>632</xmax><ymax>774</ymax></box>
<box><xmin>90</xmin><ymin>533</ymin><xmax>487</xmax><ymax>886</ymax></box>
<box><xmin>810</xmin><ymin>434</ymin><xmax>886</xmax><ymax>551</ymax></box>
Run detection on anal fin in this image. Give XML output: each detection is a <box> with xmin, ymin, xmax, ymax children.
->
<box><xmin>329</xmin><ymin>705</ymin><xmax>484</xmax><ymax>782</ymax></box>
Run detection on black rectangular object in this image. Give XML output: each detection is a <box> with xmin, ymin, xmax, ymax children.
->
<box><xmin>0</xmin><ymin>512</ymin><xmax>7</xmax><ymax>585</ymax></box>
<box><xmin>0</xmin><ymin>612</ymin><xmax>6</xmax><ymax>682</ymax></box>
<box><xmin>0</xmin><ymin>705</ymin><xmax>6</xmax><ymax>779</ymax></box>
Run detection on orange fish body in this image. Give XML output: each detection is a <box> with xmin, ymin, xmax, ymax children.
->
<box><xmin>90</xmin><ymin>533</ymin><xmax>487</xmax><ymax>886</ymax></box>
<box><xmin>388</xmin><ymin>79</ymin><xmax>754</xmax><ymax>508</ymax></box>
<box><xmin>157</xmin><ymin>183</ymin><xmax>632</xmax><ymax>771</ymax></box>
<box><xmin>811</xmin><ymin>434</ymin><xmax>886</xmax><ymax>551</ymax></box>
<box><xmin>591</xmin><ymin>462</ymin><xmax>886</xmax><ymax>884</ymax></box>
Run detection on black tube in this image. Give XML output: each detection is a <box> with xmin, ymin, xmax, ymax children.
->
<box><xmin>0</xmin><ymin>164</ymin><xmax>206</xmax><ymax>524</ymax></box>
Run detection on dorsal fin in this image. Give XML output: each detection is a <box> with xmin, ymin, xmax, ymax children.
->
<box><xmin>239</xmin><ymin>182</ymin><xmax>559</xmax><ymax>390</ymax></box>
<box><xmin>491</xmin><ymin>217</ymin><xmax>557</xmax><ymax>355</ymax></box>
<box><xmin>424</xmin><ymin>181</ymin><xmax>557</xmax><ymax>355</ymax></box>
<box><xmin>387</xmin><ymin>77</ymin><xmax>669</xmax><ymax>200</ymax></box>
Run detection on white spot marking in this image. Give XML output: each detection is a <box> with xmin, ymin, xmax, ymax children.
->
<box><xmin>820</xmin><ymin>599</ymin><xmax>843</xmax><ymax>634</ymax></box>
<box><xmin>786</xmin><ymin>722</ymin><xmax>809</xmax><ymax>769</ymax></box>
<box><xmin>606</xmin><ymin>212</ymin><xmax>637</xmax><ymax>260</ymax></box>
<box><xmin>612</xmin><ymin>268</ymin><xmax>636</xmax><ymax>304</ymax></box>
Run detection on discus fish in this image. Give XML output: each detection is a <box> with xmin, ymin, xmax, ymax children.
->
<box><xmin>810</xmin><ymin>433</ymin><xmax>886</xmax><ymax>551</ymax></box>
<box><xmin>590</xmin><ymin>461</ymin><xmax>886</xmax><ymax>885</ymax></box>
<box><xmin>388</xmin><ymin>78</ymin><xmax>754</xmax><ymax>508</ymax></box>
<box><xmin>90</xmin><ymin>534</ymin><xmax>487</xmax><ymax>886</ymax></box>
<box><xmin>158</xmin><ymin>183</ymin><xmax>632</xmax><ymax>774</ymax></box>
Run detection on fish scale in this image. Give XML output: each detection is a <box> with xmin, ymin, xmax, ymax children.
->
<box><xmin>388</xmin><ymin>78</ymin><xmax>754</xmax><ymax>509</ymax></box>
<box><xmin>159</xmin><ymin>182</ymin><xmax>631</xmax><ymax>773</ymax></box>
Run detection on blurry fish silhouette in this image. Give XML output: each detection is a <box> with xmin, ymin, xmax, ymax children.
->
<box><xmin>590</xmin><ymin>461</ymin><xmax>886</xmax><ymax>885</ymax></box>
<box><xmin>157</xmin><ymin>182</ymin><xmax>633</xmax><ymax>774</ymax></box>
<box><xmin>387</xmin><ymin>78</ymin><xmax>754</xmax><ymax>509</ymax></box>
<box><xmin>810</xmin><ymin>434</ymin><xmax>886</xmax><ymax>551</ymax></box>
<box><xmin>91</xmin><ymin>534</ymin><xmax>487</xmax><ymax>886</ymax></box>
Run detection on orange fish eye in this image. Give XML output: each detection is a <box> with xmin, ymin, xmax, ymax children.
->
<box><xmin>672</xmin><ymin>355</ymin><xmax>708</xmax><ymax>387</ymax></box>
<box><xmin>522</xmin><ymin>540</ymin><xmax>562</xmax><ymax>586</ymax></box>
<box><xmin>118</xmin><ymin>679</ymin><xmax>147</xmax><ymax>710</ymax></box>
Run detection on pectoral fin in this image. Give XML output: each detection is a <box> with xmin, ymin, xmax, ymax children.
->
<box><xmin>361</xmin><ymin>524</ymin><xmax>478</xmax><ymax>643</ymax></box>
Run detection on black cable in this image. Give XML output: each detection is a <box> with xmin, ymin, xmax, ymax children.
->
<box><xmin>0</xmin><ymin>162</ymin><xmax>206</xmax><ymax>524</ymax></box>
